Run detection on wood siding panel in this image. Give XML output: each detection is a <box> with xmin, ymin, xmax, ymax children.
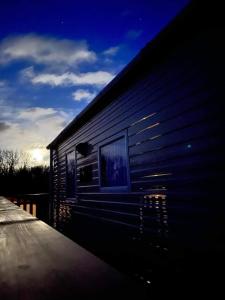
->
<box><xmin>50</xmin><ymin>20</ymin><xmax>225</xmax><ymax>288</ymax></box>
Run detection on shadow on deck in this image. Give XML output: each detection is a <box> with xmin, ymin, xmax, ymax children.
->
<box><xmin>0</xmin><ymin>196</ymin><xmax>147</xmax><ymax>300</ymax></box>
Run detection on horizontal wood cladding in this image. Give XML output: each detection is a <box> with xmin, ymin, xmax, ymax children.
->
<box><xmin>51</xmin><ymin>24</ymin><xmax>225</xmax><ymax>260</ymax></box>
<box><xmin>128</xmin><ymin>85</ymin><xmax>222</xmax><ymax>135</ymax></box>
<box><xmin>56</xmin><ymin>193</ymin><xmax>168</xmax><ymax>243</ymax></box>
<box><xmin>128</xmin><ymin>85</ymin><xmax>218</xmax><ymax>139</ymax></box>
<box><xmin>57</xmin><ymin>53</ymin><xmax>202</xmax><ymax>154</ymax></box>
<box><xmin>76</xmin><ymin>152</ymin><xmax>98</xmax><ymax>167</ymax></box>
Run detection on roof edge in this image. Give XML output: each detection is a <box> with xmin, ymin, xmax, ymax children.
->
<box><xmin>47</xmin><ymin>0</ymin><xmax>206</xmax><ymax>150</ymax></box>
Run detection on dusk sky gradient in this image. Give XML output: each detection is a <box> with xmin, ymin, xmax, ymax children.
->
<box><xmin>0</xmin><ymin>0</ymin><xmax>189</xmax><ymax>165</ymax></box>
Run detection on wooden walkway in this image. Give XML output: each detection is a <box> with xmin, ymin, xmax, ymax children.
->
<box><xmin>0</xmin><ymin>196</ymin><xmax>147</xmax><ymax>299</ymax></box>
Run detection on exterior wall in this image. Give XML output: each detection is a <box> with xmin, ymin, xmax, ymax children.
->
<box><xmin>51</xmin><ymin>23</ymin><xmax>225</xmax><ymax>288</ymax></box>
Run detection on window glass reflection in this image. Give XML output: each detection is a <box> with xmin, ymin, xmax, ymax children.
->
<box><xmin>66</xmin><ymin>151</ymin><xmax>75</xmax><ymax>197</ymax></box>
<box><xmin>100</xmin><ymin>137</ymin><xmax>128</xmax><ymax>187</ymax></box>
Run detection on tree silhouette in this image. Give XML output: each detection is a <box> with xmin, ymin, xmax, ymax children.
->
<box><xmin>0</xmin><ymin>149</ymin><xmax>49</xmax><ymax>196</ymax></box>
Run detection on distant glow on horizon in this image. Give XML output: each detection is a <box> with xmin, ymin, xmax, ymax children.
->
<box><xmin>31</xmin><ymin>148</ymin><xmax>44</xmax><ymax>163</ymax></box>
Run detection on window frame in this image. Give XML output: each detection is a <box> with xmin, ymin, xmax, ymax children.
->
<box><xmin>98</xmin><ymin>131</ymin><xmax>130</xmax><ymax>192</ymax></box>
<box><xmin>65</xmin><ymin>149</ymin><xmax>76</xmax><ymax>200</ymax></box>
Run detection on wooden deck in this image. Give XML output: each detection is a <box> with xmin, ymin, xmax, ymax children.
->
<box><xmin>0</xmin><ymin>196</ymin><xmax>147</xmax><ymax>299</ymax></box>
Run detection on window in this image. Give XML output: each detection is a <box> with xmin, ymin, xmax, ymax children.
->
<box><xmin>66</xmin><ymin>150</ymin><xmax>76</xmax><ymax>198</ymax></box>
<box><xmin>80</xmin><ymin>165</ymin><xmax>93</xmax><ymax>183</ymax></box>
<box><xmin>99</xmin><ymin>136</ymin><xmax>129</xmax><ymax>190</ymax></box>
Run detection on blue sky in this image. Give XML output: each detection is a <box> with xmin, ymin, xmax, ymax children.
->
<box><xmin>0</xmin><ymin>0</ymin><xmax>189</xmax><ymax>165</ymax></box>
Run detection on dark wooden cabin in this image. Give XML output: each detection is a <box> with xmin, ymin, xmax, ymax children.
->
<box><xmin>47</xmin><ymin>1</ymin><xmax>225</xmax><ymax>296</ymax></box>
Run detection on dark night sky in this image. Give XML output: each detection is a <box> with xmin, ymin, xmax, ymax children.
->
<box><xmin>0</xmin><ymin>0</ymin><xmax>189</xmax><ymax>164</ymax></box>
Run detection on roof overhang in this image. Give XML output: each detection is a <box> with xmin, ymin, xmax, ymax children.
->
<box><xmin>47</xmin><ymin>1</ymin><xmax>221</xmax><ymax>149</ymax></box>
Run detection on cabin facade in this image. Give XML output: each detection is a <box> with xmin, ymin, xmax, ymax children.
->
<box><xmin>47</xmin><ymin>1</ymin><xmax>225</xmax><ymax>294</ymax></box>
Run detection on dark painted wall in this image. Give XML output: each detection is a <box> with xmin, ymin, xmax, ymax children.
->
<box><xmin>50</xmin><ymin>9</ymin><xmax>225</xmax><ymax>295</ymax></box>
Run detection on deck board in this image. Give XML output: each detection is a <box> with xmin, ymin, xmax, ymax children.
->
<box><xmin>0</xmin><ymin>208</ymin><xmax>37</xmax><ymax>224</ymax></box>
<box><xmin>0</xmin><ymin>197</ymin><xmax>146</xmax><ymax>299</ymax></box>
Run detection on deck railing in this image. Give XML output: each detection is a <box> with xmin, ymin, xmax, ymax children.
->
<box><xmin>9</xmin><ymin>193</ymin><xmax>50</xmax><ymax>224</ymax></box>
<box><xmin>0</xmin><ymin>196</ymin><xmax>146</xmax><ymax>299</ymax></box>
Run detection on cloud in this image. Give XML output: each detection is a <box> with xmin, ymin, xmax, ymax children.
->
<box><xmin>0</xmin><ymin>34</ymin><xmax>96</xmax><ymax>68</ymax></box>
<box><xmin>72</xmin><ymin>89</ymin><xmax>96</xmax><ymax>102</ymax></box>
<box><xmin>20</xmin><ymin>66</ymin><xmax>35</xmax><ymax>79</ymax></box>
<box><xmin>23</xmin><ymin>68</ymin><xmax>114</xmax><ymax>87</ymax></box>
<box><xmin>0</xmin><ymin>80</ymin><xmax>12</xmax><ymax>100</ymax></box>
<box><xmin>0</xmin><ymin>80</ymin><xmax>7</xmax><ymax>87</ymax></box>
<box><xmin>18</xmin><ymin>107</ymin><xmax>64</xmax><ymax>121</ymax></box>
<box><xmin>0</xmin><ymin>104</ymin><xmax>76</xmax><ymax>164</ymax></box>
<box><xmin>126</xmin><ymin>29</ymin><xmax>143</xmax><ymax>39</ymax></box>
<box><xmin>0</xmin><ymin>122</ymin><xmax>10</xmax><ymax>132</ymax></box>
<box><xmin>103</xmin><ymin>46</ymin><xmax>120</xmax><ymax>56</ymax></box>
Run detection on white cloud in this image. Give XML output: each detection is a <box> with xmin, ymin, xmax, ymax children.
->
<box><xmin>0</xmin><ymin>34</ymin><xmax>96</xmax><ymax>67</ymax></box>
<box><xmin>18</xmin><ymin>107</ymin><xmax>61</xmax><ymax>120</ymax></box>
<box><xmin>72</xmin><ymin>89</ymin><xmax>96</xmax><ymax>102</ymax></box>
<box><xmin>24</xmin><ymin>70</ymin><xmax>114</xmax><ymax>87</ymax></box>
<box><xmin>0</xmin><ymin>103</ymin><xmax>76</xmax><ymax>165</ymax></box>
<box><xmin>103</xmin><ymin>46</ymin><xmax>120</xmax><ymax>56</ymax></box>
